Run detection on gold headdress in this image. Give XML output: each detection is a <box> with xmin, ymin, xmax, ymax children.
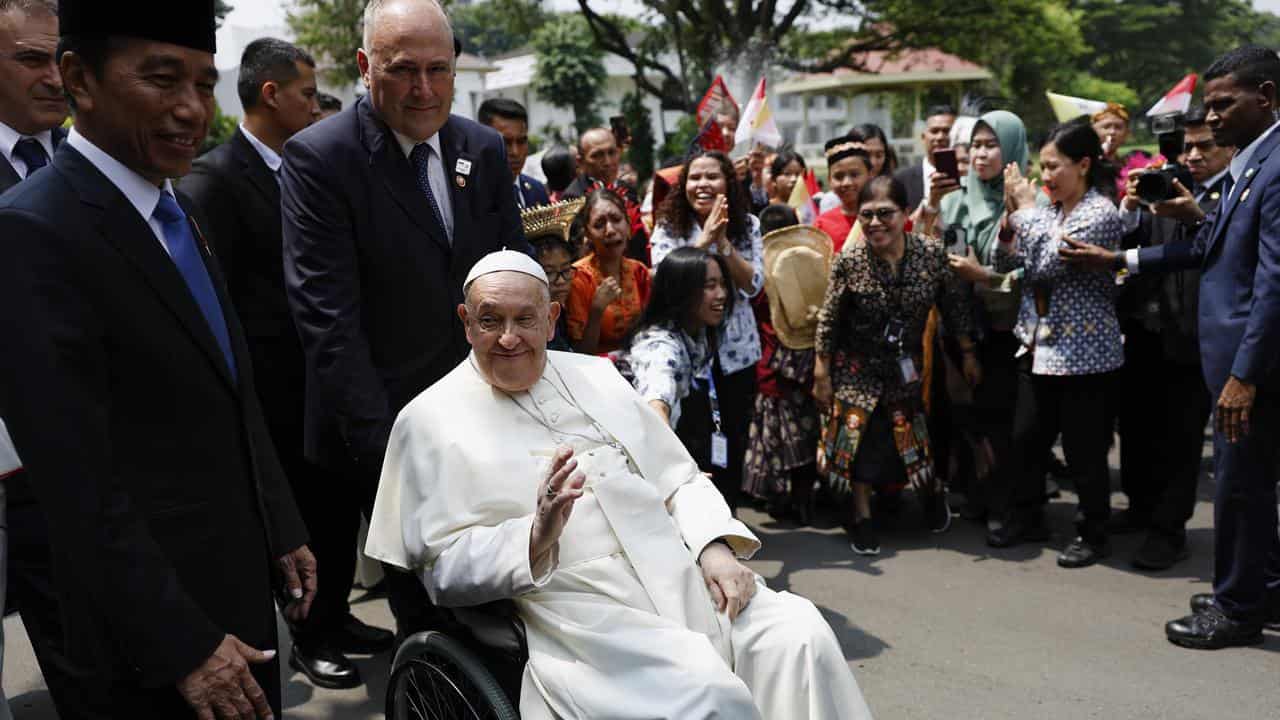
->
<box><xmin>521</xmin><ymin>197</ymin><xmax>586</xmax><ymax>245</ymax></box>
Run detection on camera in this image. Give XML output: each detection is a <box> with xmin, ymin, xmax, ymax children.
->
<box><xmin>1135</xmin><ymin>112</ymin><xmax>1194</xmax><ymax>204</ymax></box>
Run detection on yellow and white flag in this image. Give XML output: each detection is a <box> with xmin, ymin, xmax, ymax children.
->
<box><xmin>1045</xmin><ymin>91</ymin><xmax>1108</xmax><ymax>123</ymax></box>
<box><xmin>735</xmin><ymin>78</ymin><xmax>784</xmax><ymax>149</ymax></box>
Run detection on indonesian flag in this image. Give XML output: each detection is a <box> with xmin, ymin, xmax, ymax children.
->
<box><xmin>696</xmin><ymin>75</ymin><xmax>737</xmax><ymax>127</ymax></box>
<box><xmin>788</xmin><ymin>168</ymin><xmax>821</xmax><ymax>225</ymax></box>
<box><xmin>1045</xmin><ymin>91</ymin><xmax>1108</xmax><ymax>122</ymax></box>
<box><xmin>735</xmin><ymin>78</ymin><xmax>784</xmax><ymax>150</ymax></box>
<box><xmin>693</xmin><ymin>118</ymin><xmax>731</xmax><ymax>153</ymax></box>
<box><xmin>1147</xmin><ymin>74</ymin><xmax>1197</xmax><ymax>117</ymax></box>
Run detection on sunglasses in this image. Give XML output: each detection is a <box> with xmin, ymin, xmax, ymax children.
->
<box><xmin>858</xmin><ymin>208</ymin><xmax>899</xmax><ymax>223</ymax></box>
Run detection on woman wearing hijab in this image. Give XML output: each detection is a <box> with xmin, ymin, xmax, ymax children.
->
<box><xmin>926</xmin><ymin>110</ymin><xmax>1031</xmax><ymax>543</ymax></box>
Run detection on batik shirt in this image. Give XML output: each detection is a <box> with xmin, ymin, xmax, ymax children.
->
<box><xmin>996</xmin><ymin>187</ymin><xmax>1124</xmax><ymax>376</ymax></box>
<box><xmin>650</xmin><ymin>214</ymin><xmax>764</xmax><ymax>375</ymax></box>
<box><xmin>815</xmin><ymin>233</ymin><xmax>972</xmax><ymax>411</ymax></box>
<box><xmin>624</xmin><ymin>321</ymin><xmax>712</xmax><ymax>428</ymax></box>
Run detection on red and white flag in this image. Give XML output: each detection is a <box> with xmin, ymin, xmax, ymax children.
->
<box><xmin>788</xmin><ymin>168</ymin><xmax>821</xmax><ymax>224</ymax></box>
<box><xmin>696</xmin><ymin>75</ymin><xmax>737</xmax><ymax>128</ymax></box>
<box><xmin>1147</xmin><ymin>74</ymin><xmax>1197</xmax><ymax>117</ymax></box>
<box><xmin>735</xmin><ymin>77</ymin><xmax>783</xmax><ymax>150</ymax></box>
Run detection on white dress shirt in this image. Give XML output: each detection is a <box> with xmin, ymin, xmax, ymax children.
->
<box><xmin>67</xmin><ymin>128</ymin><xmax>174</xmax><ymax>256</ymax></box>
<box><xmin>0</xmin><ymin>121</ymin><xmax>55</xmax><ymax>180</ymax></box>
<box><xmin>920</xmin><ymin>157</ymin><xmax>936</xmax><ymax>205</ymax></box>
<box><xmin>239</xmin><ymin>123</ymin><xmax>282</xmax><ymax>179</ymax></box>
<box><xmin>393</xmin><ymin>129</ymin><xmax>454</xmax><ymax>240</ymax></box>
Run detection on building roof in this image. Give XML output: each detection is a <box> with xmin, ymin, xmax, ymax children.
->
<box><xmin>457</xmin><ymin>52</ymin><xmax>498</xmax><ymax>73</ymax></box>
<box><xmin>777</xmin><ymin>48</ymin><xmax>992</xmax><ymax>95</ymax></box>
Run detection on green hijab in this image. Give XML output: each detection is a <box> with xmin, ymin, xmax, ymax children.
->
<box><xmin>940</xmin><ymin>110</ymin><xmax>1028</xmax><ymax>264</ymax></box>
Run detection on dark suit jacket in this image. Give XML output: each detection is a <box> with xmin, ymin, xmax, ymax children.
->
<box><xmin>282</xmin><ymin>96</ymin><xmax>527</xmax><ymax>470</ymax></box>
<box><xmin>516</xmin><ymin>172</ymin><xmax>550</xmax><ymax>209</ymax></box>
<box><xmin>1122</xmin><ymin>173</ymin><xmax>1229</xmax><ymax>365</ymax></box>
<box><xmin>895</xmin><ymin>162</ymin><xmax>926</xmax><ymax>212</ymax></box>
<box><xmin>0</xmin><ymin>126</ymin><xmax>66</xmax><ymax>194</ymax></box>
<box><xmin>1138</xmin><ymin>129</ymin><xmax>1280</xmax><ymax>396</ymax></box>
<box><xmin>0</xmin><ymin>145</ymin><xmax>307</xmax><ymax>700</ymax></box>
<box><xmin>179</xmin><ymin>129</ymin><xmax>305</xmax><ymax>464</ymax></box>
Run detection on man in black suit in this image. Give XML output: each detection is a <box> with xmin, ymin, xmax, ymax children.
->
<box><xmin>0</xmin><ymin>2</ymin><xmax>316</xmax><ymax>717</ymax></box>
<box><xmin>0</xmin><ymin>0</ymin><xmax>65</xmax><ymax>193</ymax></box>
<box><xmin>478</xmin><ymin>97</ymin><xmax>549</xmax><ymax>209</ymax></box>
<box><xmin>282</xmin><ymin>0</ymin><xmax>526</xmax><ymax>640</ymax></box>
<box><xmin>1112</xmin><ymin>107</ymin><xmax>1233</xmax><ymax>570</ymax></box>
<box><xmin>894</xmin><ymin>104</ymin><xmax>956</xmax><ymax>212</ymax></box>
<box><xmin>181</xmin><ymin>37</ymin><xmax>392</xmax><ymax>691</ymax></box>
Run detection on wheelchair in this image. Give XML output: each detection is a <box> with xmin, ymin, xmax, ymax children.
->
<box><xmin>386</xmin><ymin>601</ymin><xmax>528</xmax><ymax>720</ymax></box>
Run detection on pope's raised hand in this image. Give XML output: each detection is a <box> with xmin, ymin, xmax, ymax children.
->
<box><xmin>530</xmin><ymin>446</ymin><xmax>586</xmax><ymax>567</ymax></box>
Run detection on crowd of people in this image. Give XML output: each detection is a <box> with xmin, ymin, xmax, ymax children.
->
<box><xmin>0</xmin><ymin>0</ymin><xmax>1277</xmax><ymax>717</ymax></box>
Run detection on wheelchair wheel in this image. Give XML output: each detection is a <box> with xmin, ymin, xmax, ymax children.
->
<box><xmin>386</xmin><ymin>631</ymin><xmax>520</xmax><ymax>720</ymax></box>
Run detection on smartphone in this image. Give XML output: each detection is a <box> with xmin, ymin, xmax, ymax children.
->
<box><xmin>933</xmin><ymin>148</ymin><xmax>959</xmax><ymax>182</ymax></box>
<box><xmin>609</xmin><ymin>115</ymin><xmax>631</xmax><ymax>148</ymax></box>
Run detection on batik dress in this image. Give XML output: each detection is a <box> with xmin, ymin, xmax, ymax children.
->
<box><xmin>814</xmin><ymin>233</ymin><xmax>972</xmax><ymax>494</ymax></box>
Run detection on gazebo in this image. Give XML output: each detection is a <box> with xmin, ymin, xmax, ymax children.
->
<box><xmin>776</xmin><ymin>48</ymin><xmax>993</xmax><ymax>165</ymax></box>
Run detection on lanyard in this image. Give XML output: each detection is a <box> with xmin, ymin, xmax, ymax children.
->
<box><xmin>705</xmin><ymin>369</ymin><xmax>723</xmax><ymax>435</ymax></box>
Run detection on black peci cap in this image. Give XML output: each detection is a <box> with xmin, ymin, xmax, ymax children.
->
<box><xmin>59</xmin><ymin>0</ymin><xmax>217</xmax><ymax>54</ymax></box>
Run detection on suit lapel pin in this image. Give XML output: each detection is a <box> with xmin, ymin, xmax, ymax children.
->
<box><xmin>1240</xmin><ymin>187</ymin><xmax>1251</xmax><ymax>203</ymax></box>
<box><xmin>456</xmin><ymin>175</ymin><xmax>467</xmax><ymax>188</ymax></box>
<box><xmin>1245</xmin><ymin>167</ymin><xmax>1256</xmax><ymax>179</ymax></box>
<box><xmin>523</xmin><ymin>180</ymin><xmax>531</xmax><ymax>190</ymax></box>
<box><xmin>1210</xmin><ymin>191</ymin><xmax>1220</xmax><ymax>201</ymax></box>
<box><xmin>455</xmin><ymin>158</ymin><xmax>473</xmax><ymax>176</ymax></box>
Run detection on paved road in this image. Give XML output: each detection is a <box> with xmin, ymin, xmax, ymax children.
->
<box><xmin>5</xmin><ymin>466</ymin><xmax>1280</xmax><ymax>718</ymax></box>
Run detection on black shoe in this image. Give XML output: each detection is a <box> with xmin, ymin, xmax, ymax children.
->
<box><xmin>1166</xmin><ymin>606</ymin><xmax>1263</xmax><ymax>650</ymax></box>
<box><xmin>849</xmin><ymin>519</ymin><xmax>880</xmax><ymax>556</ymax></box>
<box><xmin>1106</xmin><ymin>508</ymin><xmax>1151</xmax><ymax>535</ymax></box>
<box><xmin>924</xmin><ymin>491</ymin><xmax>952</xmax><ymax>534</ymax></box>
<box><xmin>1191</xmin><ymin>593</ymin><xmax>1280</xmax><ymax>628</ymax></box>
<box><xmin>1131</xmin><ymin>533</ymin><xmax>1189</xmax><ymax>570</ymax></box>
<box><xmin>330</xmin><ymin>613</ymin><xmax>395</xmax><ymax>655</ymax></box>
<box><xmin>1057</xmin><ymin>536</ymin><xmax>1111</xmax><ymax>568</ymax></box>
<box><xmin>985</xmin><ymin>514</ymin><xmax>1051</xmax><ymax>549</ymax></box>
<box><xmin>290</xmin><ymin>641</ymin><xmax>362</xmax><ymax>689</ymax></box>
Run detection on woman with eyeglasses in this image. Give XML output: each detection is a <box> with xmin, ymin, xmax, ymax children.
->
<box><xmin>566</xmin><ymin>188</ymin><xmax>653</xmax><ymax>354</ymax></box>
<box><xmin>532</xmin><ymin>235</ymin><xmax>578</xmax><ymax>351</ymax></box>
<box><xmin>814</xmin><ymin>176</ymin><xmax>980</xmax><ymax>555</ymax></box>
<box><xmin>814</xmin><ymin>134</ymin><xmax>873</xmax><ymax>253</ymax></box>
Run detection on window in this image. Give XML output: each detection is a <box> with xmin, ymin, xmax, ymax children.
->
<box><xmin>779</xmin><ymin>94</ymin><xmax>797</xmax><ymax>110</ymax></box>
<box><xmin>826</xmin><ymin>95</ymin><xmax>842</xmax><ymax>110</ymax></box>
<box><xmin>805</xmin><ymin>125</ymin><xmax>821</xmax><ymax>144</ymax></box>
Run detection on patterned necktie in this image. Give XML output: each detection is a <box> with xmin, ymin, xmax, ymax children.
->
<box><xmin>152</xmin><ymin>192</ymin><xmax>238</xmax><ymax>379</ymax></box>
<box><xmin>12</xmin><ymin>137</ymin><xmax>49</xmax><ymax>176</ymax></box>
<box><xmin>409</xmin><ymin>143</ymin><xmax>449</xmax><ymax>240</ymax></box>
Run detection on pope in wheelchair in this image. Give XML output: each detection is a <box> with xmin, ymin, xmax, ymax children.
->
<box><xmin>368</xmin><ymin>251</ymin><xmax>874</xmax><ymax>719</ymax></box>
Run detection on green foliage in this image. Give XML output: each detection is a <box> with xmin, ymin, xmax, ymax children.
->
<box><xmin>658</xmin><ymin>114</ymin><xmax>700</xmax><ymax>164</ymax></box>
<box><xmin>1072</xmin><ymin>0</ymin><xmax>1271</xmax><ymax>109</ymax></box>
<box><xmin>202</xmin><ymin>101</ymin><xmax>239</xmax><ymax>154</ymax></box>
<box><xmin>286</xmin><ymin>0</ymin><xmax>365</xmax><ymax>88</ymax></box>
<box><xmin>531</xmin><ymin>14</ymin><xmax>606</xmax><ymax>134</ymax></box>
<box><xmin>621</xmin><ymin>91</ymin><xmax>655</xmax><ymax>180</ymax></box>
<box><xmin>453</xmin><ymin>0</ymin><xmax>551</xmax><ymax>57</ymax></box>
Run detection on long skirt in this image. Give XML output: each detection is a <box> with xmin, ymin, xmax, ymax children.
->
<box><xmin>742</xmin><ymin>347</ymin><xmax>819</xmax><ymax>499</ymax></box>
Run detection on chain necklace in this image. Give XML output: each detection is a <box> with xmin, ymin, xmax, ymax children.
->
<box><xmin>470</xmin><ymin>357</ymin><xmax>621</xmax><ymax>450</ymax></box>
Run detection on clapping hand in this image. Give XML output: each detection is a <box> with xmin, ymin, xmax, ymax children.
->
<box><xmin>696</xmin><ymin>195</ymin><xmax>730</xmax><ymax>252</ymax></box>
<box><xmin>698</xmin><ymin>540</ymin><xmax>756</xmax><ymax>621</ymax></box>
<box><xmin>177</xmin><ymin>635</ymin><xmax>277</xmax><ymax>720</ymax></box>
<box><xmin>1003</xmin><ymin>163</ymin><xmax>1038</xmax><ymax>212</ymax></box>
<box><xmin>530</xmin><ymin>447</ymin><xmax>586</xmax><ymax>566</ymax></box>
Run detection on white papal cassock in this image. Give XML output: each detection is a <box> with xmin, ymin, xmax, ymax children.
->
<box><xmin>367</xmin><ymin>351</ymin><xmax>873</xmax><ymax>720</ymax></box>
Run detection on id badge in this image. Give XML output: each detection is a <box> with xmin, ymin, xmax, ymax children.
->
<box><xmin>899</xmin><ymin>356</ymin><xmax>920</xmax><ymax>384</ymax></box>
<box><xmin>711</xmin><ymin>431</ymin><xmax>729</xmax><ymax>468</ymax></box>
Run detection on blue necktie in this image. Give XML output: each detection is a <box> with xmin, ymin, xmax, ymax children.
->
<box><xmin>152</xmin><ymin>192</ymin><xmax>238</xmax><ymax>379</ymax></box>
<box><xmin>12</xmin><ymin>137</ymin><xmax>49</xmax><ymax>176</ymax></box>
<box><xmin>409</xmin><ymin>143</ymin><xmax>449</xmax><ymax>239</ymax></box>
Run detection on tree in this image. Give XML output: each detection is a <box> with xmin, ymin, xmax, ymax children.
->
<box><xmin>531</xmin><ymin>14</ymin><xmax>606</xmax><ymax>134</ymax></box>
<box><xmin>1072</xmin><ymin>0</ymin><xmax>1276</xmax><ymax>108</ymax></box>
<box><xmin>202</xmin><ymin>101</ymin><xmax>239</xmax><ymax>153</ymax></box>
<box><xmin>287</xmin><ymin>0</ymin><xmax>366</xmax><ymax>87</ymax></box>
<box><xmin>453</xmin><ymin>0</ymin><xmax>551</xmax><ymax>57</ymax></box>
<box><xmin>620</xmin><ymin>91</ymin><xmax>655</xmax><ymax>180</ymax></box>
